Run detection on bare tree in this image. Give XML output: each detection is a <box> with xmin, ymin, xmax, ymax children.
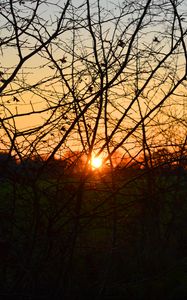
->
<box><xmin>0</xmin><ymin>0</ymin><xmax>187</xmax><ymax>299</ymax></box>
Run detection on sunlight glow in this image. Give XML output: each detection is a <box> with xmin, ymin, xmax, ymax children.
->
<box><xmin>91</xmin><ymin>156</ymin><xmax>102</xmax><ymax>169</ymax></box>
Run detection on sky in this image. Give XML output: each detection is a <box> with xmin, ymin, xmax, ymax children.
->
<box><xmin>0</xmin><ymin>0</ymin><xmax>187</xmax><ymax>158</ymax></box>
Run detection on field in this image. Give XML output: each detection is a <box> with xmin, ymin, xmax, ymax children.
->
<box><xmin>0</xmin><ymin>161</ymin><xmax>186</xmax><ymax>299</ymax></box>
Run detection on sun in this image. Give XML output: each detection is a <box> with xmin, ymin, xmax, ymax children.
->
<box><xmin>91</xmin><ymin>156</ymin><xmax>102</xmax><ymax>169</ymax></box>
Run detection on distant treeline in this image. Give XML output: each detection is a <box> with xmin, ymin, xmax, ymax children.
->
<box><xmin>0</xmin><ymin>148</ymin><xmax>187</xmax><ymax>182</ymax></box>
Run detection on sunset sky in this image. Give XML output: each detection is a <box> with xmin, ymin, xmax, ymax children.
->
<box><xmin>0</xmin><ymin>0</ymin><xmax>187</xmax><ymax>159</ymax></box>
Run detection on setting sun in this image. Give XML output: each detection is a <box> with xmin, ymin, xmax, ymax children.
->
<box><xmin>91</xmin><ymin>156</ymin><xmax>102</xmax><ymax>169</ymax></box>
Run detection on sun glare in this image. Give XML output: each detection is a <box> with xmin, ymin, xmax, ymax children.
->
<box><xmin>91</xmin><ymin>156</ymin><xmax>102</xmax><ymax>169</ymax></box>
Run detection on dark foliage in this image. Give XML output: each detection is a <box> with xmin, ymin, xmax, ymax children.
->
<box><xmin>0</xmin><ymin>156</ymin><xmax>186</xmax><ymax>300</ymax></box>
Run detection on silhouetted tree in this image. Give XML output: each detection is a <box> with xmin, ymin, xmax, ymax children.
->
<box><xmin>0</xmin><ymin>1</ymin><xmax>187</xmax><ymax>299</ymax></box>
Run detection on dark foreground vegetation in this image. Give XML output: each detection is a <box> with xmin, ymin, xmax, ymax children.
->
<box><xmin>0</xmin><ymin>152</ymin><xmax>186</xmax><ymax>300</ymax></box>
<box><xmin>1</xmin><ymin>0</ymin><xmax>187</xmax><ymax>298</ymax></box>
